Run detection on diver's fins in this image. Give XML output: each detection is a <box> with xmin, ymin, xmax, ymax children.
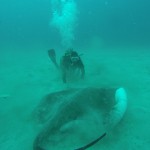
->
<box><xmin>48</xmin><ymin>49</ymin><xmax>59</xmax><ymax>69</ymax></box>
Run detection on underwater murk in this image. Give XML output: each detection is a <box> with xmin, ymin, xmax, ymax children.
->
<box><xmin>0</xmin><ymin>0</ymin><xmax>150</xmax><ymax>150</ymax></box>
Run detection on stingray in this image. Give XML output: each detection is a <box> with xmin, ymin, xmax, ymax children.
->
<box><xmin>32</xmin><ymin>87</ymin><xmax>127</xmax><ymax>150</ymax></box>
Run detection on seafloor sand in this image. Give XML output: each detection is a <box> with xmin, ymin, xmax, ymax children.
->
<box><xmin>0</xmin><ymin>44</ymin><xmax>150</xmax><ymax>150</ymax></box>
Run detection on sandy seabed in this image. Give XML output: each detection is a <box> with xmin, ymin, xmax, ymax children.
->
<box><xmin>0</xmin><ymin>44</ymin><xmax>150</xmax><ymax>150</ymax></box>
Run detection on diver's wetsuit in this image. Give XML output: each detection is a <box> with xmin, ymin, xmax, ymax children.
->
<box><xmin>60</xmin><ymin>50</ymin><xmax>85</xmax><ymax>83</ymax></box>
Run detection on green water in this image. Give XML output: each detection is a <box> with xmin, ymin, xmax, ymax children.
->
<box><xmin>0</xmin><ymin>0</ymin><xmax>150</xmax><ymax>149</ymax></box>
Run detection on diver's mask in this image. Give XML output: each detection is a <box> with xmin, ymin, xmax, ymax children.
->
<box><xmin>71</xmin><ymin>56</ymin><xmax>79</xmax><ymax>63</ymax></box>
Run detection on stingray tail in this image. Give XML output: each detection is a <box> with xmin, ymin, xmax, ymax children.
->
<box><xmin>74</xmin><ymin>132</ymin><xmax>106</xmax><ymax>150</ymax></box>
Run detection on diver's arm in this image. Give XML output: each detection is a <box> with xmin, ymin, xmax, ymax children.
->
<box><xmin>62</xmin><ymin>70</ymin><xmax>67</xmax><ymax>83</ymax></box>
<box><xmin>60</xmin><ymin>57</ymin><xmax>67</xmax><ymax>83</ymax></box>
<box><xmin>80</xmin><ymin>65</ymin><xmax>85</xmax><ymax>79</ymax></box>
<box><xmin>79</xmin><ymin>60</ymin><xmax>85</xmax><ymax>79</ymax></box>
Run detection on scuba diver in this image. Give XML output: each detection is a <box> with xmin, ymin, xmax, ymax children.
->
<box><xmin>48</xmin><ymin>48</ymin><xmax>85</xmax><ymax>83</ymax></box>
